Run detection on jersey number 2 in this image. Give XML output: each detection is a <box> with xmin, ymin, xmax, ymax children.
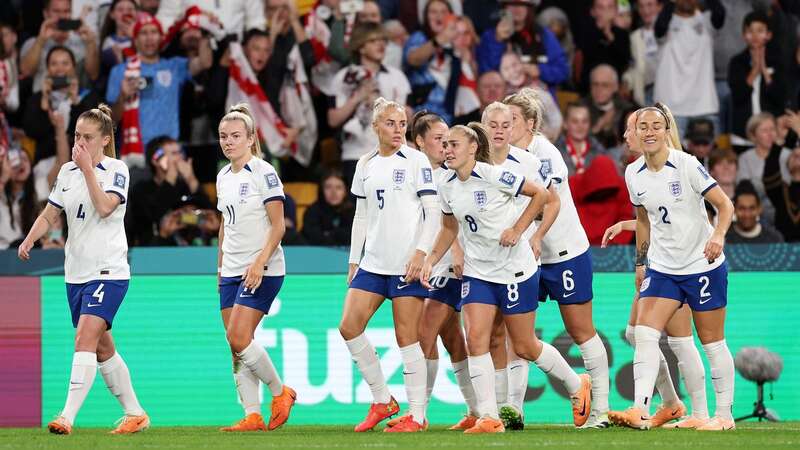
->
<box><xmin>658</xmin><ymin>206</ymin><xmax>671</xmax><ymax>224</ymax></box>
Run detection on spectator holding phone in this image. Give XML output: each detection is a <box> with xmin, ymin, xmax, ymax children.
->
<box><xmin>20</xmin><ymin>0</ymin><xmax>100</xmax><ymax>93</ymax></box>
<box><xmin>0</xmin><ymin>149</ymin><xmax>40</xmax><ymax>250</ymax></box>
<box><xmin>126</xmin><ymin>135</ymin><xmax>211</xmax><ymax>246</ymax></box>
<box><xmin>99</xmin><ymin>0</ymin><xmax>137</xmax><ymax>76</ymax></box>
<box><xmin>156</xmin><ymin>0</ymin><xmax>265</xmax><ymax>39</ymax></box>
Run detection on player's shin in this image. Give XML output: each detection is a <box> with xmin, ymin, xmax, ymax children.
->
<box><xmin>98</xmin><ymin>352</ymin><xmax>145</xmax><ymax>416</ymax></box>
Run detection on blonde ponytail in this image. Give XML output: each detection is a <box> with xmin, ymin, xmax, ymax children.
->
<box><xmin>221</xmin><ymin>102</ymin><xmax>262</xmax><ymax>157</ymax></box>
<box><xmin>78</xmin><ymin>103</ymin><xmax>117</xmax><ymax>158</ymax></box>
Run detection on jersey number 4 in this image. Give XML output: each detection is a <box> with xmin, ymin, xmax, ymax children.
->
<box><xmin>76</xmin><ymin>203</ymin><xmax>86</xmax><ymax>219</ymax></box>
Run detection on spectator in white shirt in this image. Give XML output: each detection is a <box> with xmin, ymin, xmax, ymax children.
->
<box><xmin>157</xmin><ymin>0</ymin><xmax>265</xmax><ymax>38</ymax></box>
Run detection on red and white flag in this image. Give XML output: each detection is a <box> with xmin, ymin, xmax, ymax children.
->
<box><xmin>454</xmin><ymin>61</ymin><xmax>480</xmax><ymax>117</ymax></box>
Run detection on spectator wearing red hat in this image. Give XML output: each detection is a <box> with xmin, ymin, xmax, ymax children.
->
<box><xmin>19</xmin><ymin>0</ymin><xmax>100</xmax><ymax>93</ymax></box>
<box><xmin>106</xmin><ymin>11</ymin><xmax>212</xmax><ymax>159</ymax></box>
<box><xmin>157</xmin><ymin>0</ymin><xmax>265</xmax><ymax>39</ymax></box>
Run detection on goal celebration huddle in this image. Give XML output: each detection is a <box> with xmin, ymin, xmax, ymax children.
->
<box><xmin>18</xmin><ymin>88</ymin><xmax>736</xmax><ymax>434</ymax></box>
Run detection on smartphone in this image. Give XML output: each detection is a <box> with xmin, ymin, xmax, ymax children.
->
<box><xmin>7</xmin><ymin>148</ymin><xmax>21</xmax><ymax>168</ymax></box>
<box><xmin>180</xmin><ymin>212</ymin><xmax>199</xmax><ymax>226</ymax></box>
<box><xmin>51</xmin><ymin>76</ymin><xmax>70</xmax><ymax>90</ymax></box>
<box><xmin>56</xmin><ymin>19</ymin><xmax>82</xmax><ymax>31</ymax></box>
<box><xmin>340</xmin><ymin>0</ymin><xmax>364</xmax><ymax>15</ymax></box>
<box><xmin>137</xmin><ymin>76</ymin><xmax>154</xmax><ymax>90</ymax></box>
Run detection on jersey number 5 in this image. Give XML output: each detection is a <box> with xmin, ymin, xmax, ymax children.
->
<box><xmin>376</xmin><ymin>189</ymin><xmax>385</xmax><ymax>209</ymax></box>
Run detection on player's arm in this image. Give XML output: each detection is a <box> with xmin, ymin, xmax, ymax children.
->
<box><xmin>82</xmin><ymin>168</ymin><xmax>121</xmax><ymax>218</ymax></box>
<box><xmin>601</xmin><ymin>219</ymin><xmax>637</xmax><ymax>247</ymax></box>
<box><xmin>702</xmin><ymin>185</ymin><xmax>733</xmax><ymax>262</ymax></box>
<box><xmin>531</xmin><ymin>184</ymin><xmax>560</xmax><ymax>246</ymax></box>
<box><xmin>217</xmin><ymin>216</ymin><xmax>224</xmax><ymax>288</ymax></box>
<box><xmin>243</xmin><ymin>200</ymin><xmax>286</xmax><ymax>292</ymax></box>
<box><xmin>501</xmin><ymin>180</ymin><xmax>549</xmax><ymax>247</ymax></box>
<box><xmin>347</xmin><ymin>198</ymin><xmax>367</xmax><ymax>284</ymax></box>
<box><xmin>18</xmin><ymin>203</ymin><xmax>61</xmax><ymax>260</ymax></box>
<box><xmin>421</xmin><ymin>214</ymin><xmax>459</xmax><ymax>288</ymax></box>
<box><xmin>634</xmin><ymin>206</ymin><xmax>650</xmax><ymax>288</ymax></box>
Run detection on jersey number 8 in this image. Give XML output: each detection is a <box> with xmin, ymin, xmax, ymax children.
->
<box><xmin>465</xmin><ymin>215</ymin><xmax>478</xmax><ymax>232</ymax></box>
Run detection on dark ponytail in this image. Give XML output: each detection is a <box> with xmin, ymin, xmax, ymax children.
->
<box><xmin>410</xmin><ymin>109</ymin><xmax>447</xmax><ymax>148</ymax></box>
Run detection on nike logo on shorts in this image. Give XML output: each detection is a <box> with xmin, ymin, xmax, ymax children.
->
<box><xmin>87</xmin><ymin>303</ymin><xmax>101</xmax><ymax>307</ymax></box>
<box><xmin>506</xmin><ymin>303</ymin><xmax>519</xmax><ymax>309</ymax></box>
<box><xmin>396</xmin><ymin>284</ymin><xmax>410</xmax><ymax>290</ymax></box>
<box><xmin>563</xmin><ymin>292</ymin><xmax>576</xmax><ymax>298</ymax></box>
<box><xmin>699</xmin><ymin>297</ymin><xmax>712</xmax><ymax>304</ymax></box>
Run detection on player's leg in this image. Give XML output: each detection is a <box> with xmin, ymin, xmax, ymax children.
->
<box><xmin>439</xmin><ymin>311</ymin><xmax>479</xmax><ymax>429</ymax></box>
<box><xmin>658</xmin><ymin>307</ymin><xmax>706</xmax><ymax>428</ymax></box>
<box><xmin>488</xmin><ymin>315</ymin><xmax>509</xmax><ymax>409</ymax></box>
<box><xmin>419</xmin><ymin>299</ymin><xmax>452</xmax><ymax>402</ymax></box>
<box><xmin>462</xmin><ymin>302</ymin><xmax>504</xmax><ymax>433</ymax></box>
<box><xmin>96</xmin><ymin>331</ymin><xmax>149</xmax><ymax>434</ymax></box>
<box><xmin>390</xmin><ymin>296</ymin><xmax>428</xmax><ymax>429</ymax></box>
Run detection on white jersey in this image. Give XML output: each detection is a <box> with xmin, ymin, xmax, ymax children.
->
<box><xmin>217</xmin><ymin>157</ymin><xmax>286</xmax><ymax>278</ymax></box>
<box><xmin>527</xmin><ymin>134</ymin><xmax>590</xmax><ymax>264</ymax></box>
<box><xmin>48</xmin><ymin>158</ymin><xmax>130</xmax><ymax>284</ymax></box>
<box><xmin>625</xmin><ymin>149</ymin><xmax>724</xmax><ymax>275</ymax></box>
<box><xmin>431</xmin><ymin>165</ymin><xmax>457</xmax><ymax>279</ymax></box>
<box><xmin>352</xmin><ymin>145</ymin><xmax>437</xmax><ymax>275</ymax></box>
<box><xmin>439</xmin><ymin>161</ymin><xmax>537</xmax><ymax>284</ymax></box>
<box><xmin>499</xmin><ymin>145</ymin><xmax>551</xmax><ymax>241</ymax></box>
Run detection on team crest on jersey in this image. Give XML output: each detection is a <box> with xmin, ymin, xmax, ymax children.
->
<box><xmin>461</xmin><ymin>281</ymin><xmax>470</xmax><ymax>299</ymax></box>
<box><xmin>540</xmin><ymin>159</ymin><xmax>552</xmax><ymax>175</ymax></box>
<box><xmin>668</xmin><ymin>181</ymin><xmax>682</xmax><ymax>197</ymax></box>
<box><xmin>499</xmin><ymin>171</ymin><xmax>516</xmax><ymax>187</ymax></box>
<box><xmin>393</xmin><ymin>169</ymin><xmax>406</xmax><ymax>184</ymax></box>
<box><xmin>640</xmin><ymin>277</ymin><xmax>651</xmax><ymax>293</ymax></box>
<box><xmin>239</xmin><ymin>182</ymin><xmax>250</xmax><ymax>197</ymax></box>
<box><xmin>473</xmin><ymin>190</ymin><xmax>487</xmax><ymax>208</ymax></box>
<box><xmin>697</xmin><ymin>165</ymin><xmax>710</xmax><ymax>180</ymax></box>
<box><xmin>157</xmin><ymin>69</ymin><xmax>172</xmax><ymax>87</ymax></box>
<box><xmin>266</xmin><ymin>173</ymin><xmax>279</xmax><ymax>188</ymax></box>
<box><xmin>422</xmin><ymin>167</ymin><xmax>432</xmax><ymax>184</ymax></box>
<box><xmin>113</xmin><ymin>172</ymin><xmax>126</xmax><ymax>189</ymax></box>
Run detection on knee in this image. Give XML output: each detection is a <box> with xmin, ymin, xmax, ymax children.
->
<box><xmin>695</xmin><ymin>328</ymin><xmax>723</xmax><ymax>345</ymax></box>
<box><xmin>512</xmin><ymin>338</ymin><xmax>541</xmax><ymax>362</ymax></box>
<box><xmin>226</xmin><ymin>328</ymin><xmax>251</xmax><ymax>353</ymax></box>
<box><xmin>338</xmin><ymin>320</ymin><xmax>363</xmax><ymax>341</ymax></box>
<box><xmin>568</xmin><ymin>327</ymin><xmax>596</xmax><ymax>346</ymax></box>
<box><xmin>466</xmin><ymin>332</ymin><xmax>488</xmax><ymax>356</ymax></box>
<box><xmin>73</xmin><ymin>331</ymin><xmax>99</xmax><ymax>353</ymax></box>
<box><xmin>95</xmin><ymin>342</ymin><xmax>115</xmax><ymax>362</ymax></box>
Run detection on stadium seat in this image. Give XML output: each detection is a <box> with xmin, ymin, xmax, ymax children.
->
<box><xmin>284</xmin><ymin>182</ymin><xmax>318</xmax><ymax>231</ymax></box>
<box><xmin>556</xmin><ymin>90</ymin><xmax>581</xmax><ymax>115</ymax></box>
<box><xmin>716</xmin><ymin>133</ymin><xmax>731</xmax><ymax>150</ymax></box>
<box><xmin>202</xmin><ymin>182</ymin><xmax>216</xmax><ymax>204</ymax></box>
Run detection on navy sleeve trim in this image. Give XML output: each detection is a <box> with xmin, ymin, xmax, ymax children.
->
<box><xmin>263</xmin><ymin>196</ymin><xmax>286</xmax><ymax>204</ymax></box>
<box><xmin>552</xmin><ymin>176</ymin><xmax>563</xmax><ymax>184</ymax></box>
<box><xmin>442</xmin><ymin>211</ymin><xmax>453</xmax><ymax>216</ymax></box>
<box><xmin>105</xmin><ymin>190</ymin><xmax>126</xmax><ymax>204</ymax></box>
<box><xmin>417</xmin><ymin>189</ymin><xmax>437</xmax><ymax>197</ymax></box>
<box><xmin>353</xmin><ymin>194</ymin><xmax>367</xmax><ymax>199</ymax></box>
<box><xmin>545</xmin><ymin>179</ymin><xmax>553</xmax><ymax>189</ymax></box>
<box><xmin>631</xmin><ymin>202</ymin><xmax>643</xmax><ymax>207</ymax></box>
<box><xmin>48</xmin><ymin>199</ymin><xmax>64</xmax><ymax>209</ymax></box>
<box><xmin>701</xmin><ymin>182</ymin><xmax>718</xmax><ymax>196</ymax></box>
<box><xmin>515</xmin><ymin>177</ymin><xmax>526</xmax><ymax>197</ymax></box>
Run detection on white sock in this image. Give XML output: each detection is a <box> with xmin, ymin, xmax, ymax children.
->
<box><xmin>494</xmin><ymin>368</ymin><xmax>509</xmax><ymax>407</ymax></box>
<box><xmin>237</xmin><ymin>341</ymin><xmax>283</xmax><ymax>397</ymax></box>
<box><xmin>579</xmin><ymin>334</ymin><xmax>609</xmax><ymax>414</ymax></box>
<box><xmin>629</xmin><ymin>324</ymin><xmax>680</xmax><ymax>405</ymax></box>
<box><xmin>425</xmin><ymin>358</ymin><xmax>438</xmax><ymax>404</ymax></box>
<box><xmin>468</xmin><ymin>353</ymin><xmax>499</xmax><ymax>419</ymax></box>
<box><xmin>668</xmin><ymin>336</ymin><xmax>708</xmax><ymax>418</ymax></box>
<box><xmin>633</xmin><ymin>326</ymin><xmax>661</xmax><ymax>415</ymax></box>
<box><xmin>345</xmin><ymin>334</ymin><xmax>391</xmax><ymax>404</ymax></box>
<box><xmin>453</xmin><ymin>359</ymin><xmax>479</xmax><ymax>416</ymax></box>
<box><xmin>61</xmin><ymin>351</ymin><xmax>98</xmax><ymax>424</ymax></box>
<box><xmin>507</xmin><ymin>359</ymin><xmax>529</xmax><ymax>413</ymax></box>
<box><xmin>534</xmin><ymin>342</ymin><xmax>582</xmax><ymax>394</ymax></box>
<box><xmin>702</xmin><ymin>340</ymin><xmax>735</xmax><ymax>420</ymax></box>
<box><xmin>400</xmin><ymin>343</ymin><xmax>427</xmax><ymax>424</ymax></box>
<box><xmin>233</xmin><ymin>358</ymin><xmax>261</xmax><ymax>415</ymax></box>
<box><xmin>98</xmin><ymin>352</ymin><xmax>144</xmax><ymax>416</ymax></box>
<box><xmin>625</xmin><ymin>324</ymin><xmax>636</xmax><ymax>345</ymax></box>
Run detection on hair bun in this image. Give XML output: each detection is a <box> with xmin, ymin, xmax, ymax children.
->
<box><xmin>96</xmin><ymin>103</ymin><xmax>113</xmax><ymax>119</ymax></box>
<box><xmin>228</xmin><ymin>102</ymin><xmax>253</xmax><ymax>116</ymax></box>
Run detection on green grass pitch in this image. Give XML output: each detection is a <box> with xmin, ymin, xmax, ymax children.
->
<box><xmin>1</xmin><ymin>423</ymin><xmax>799</xmax><ymax>450</ymax></box>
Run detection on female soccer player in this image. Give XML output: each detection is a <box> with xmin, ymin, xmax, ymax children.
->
<box><xmin>216</xmin><ymin>103</ymin><xmax>296</xmax><ymax>432</ymax></box>
<box><xmin>385</xmin><ymin>110</ymin><xmax>480</xmax><ymax>431</ymax></box>
<box><xmin>339</xmin><ymin>98</ymin><xmax>440</xmax><ymax>433</ymax></box>
<box><xmin>420</xmin><ymin>122</ymin><xmax>591</xmax><ymax>434</ymax></box>
<box><xmin>609</xmin><ymin>107</ymin><xmax>735</xmax><ymax>431</ymax></box>
<box><xmin>481</xmin><ymin>101</ymin><xmax>562</xmax><ymax>430</ymax></box>
<box><xmin>503</xmin><ymin>88</ymin><xmax>609</xmax><ymax>428</ymax></box>
<box><xmin>603</xmin><ymin>106</ymin><xmax>710</xmax><ymax>430</ymax></box>
<box><xmin>18</xmin><ymin>105</ymin><xmax>148</xmax><ymax>435</ymax></box>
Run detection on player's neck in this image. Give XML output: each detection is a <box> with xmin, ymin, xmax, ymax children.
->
<box><xmin>91</xmin><ymin>152</ymin><xmax>104</xmax><ymax>166</ymax></box>
<box><xmin>514</xmin><ymin>133</ymin><xmax>533</xmax><ymax>150</ymax></box>
<box><xmin>456</xmin><ymin>160</ymin><xmax>476</xmax><ymax>181</ymax></box>
<box><xmin>230</xmin><ymin>154</ymin><xmax>253</xmax><ymax>172</ymax></box>
<box><xmin>491</xmin><ymin>144</ymin><xmax>510</xmax><ymax>164</ymax></box>
<box><xmin>643</xmin><ymin>146</ymin><xmax>669</xmax><ymax>170</ymax></box>
<box><xmin>378</xmin><ymin>143</ymin><xmax>400</xmax><ymax>156</ymax></box>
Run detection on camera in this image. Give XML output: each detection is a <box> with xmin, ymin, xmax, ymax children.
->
<box><xmin>56</xmin><ymin>19</ymin><xmax>82</xmax><ymax>31</ymax></box>
<box><xmin>340</xmin><ymin>0</ymin><xmax>364</xmax><ymax>15</ymax></box>
<box><xmin>128</xmin><ymin>75</ymin><xmax>154</xmax><ymax>90</ymax></box>
<box><xmin>50</xmin><ymin>76</ymin><xmax>70</xmax><ymax>90</ymax></box>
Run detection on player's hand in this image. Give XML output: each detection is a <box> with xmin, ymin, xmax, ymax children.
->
<box><xmin>72</xmin><ymin>143</ymin><xmax>92</xmax><ymax>171</ymax></box>
<box><xmin>601</xmin><ymin>222</ymin><xmax>623</xmax><ymax>248</ymax></box>
<box><xmin>530</xmin><ymin>235</ymin><xmax>542</xmax><ymax>259</ymax></box>
<box><xmin>499</xmin><ymin>227</ymin><xmax>521</xmax><ymax>247</ymax></box>
<box><xmin>635</xmin><ymin>264</ymin><xmax>646</xmax><ymax>290</ymax></box>
<box><xmin>347</xmin><ymin>263</ymin><xmax>359</xmax><ymax>285</ymax></box>
<box><xmin>404</xmin><ymin>249</ymin><xmax>426</xmax><ymax>283</ymax></box>
<box><xmin>704</xmin><ymin>232</ymin><xmax>724</xmax><ymax>263</ymax></box>
<box><xmin>420</xmin><ymin>259</ymin><xmax>434</xmax><ymax>289</ymax></box>
<box><xmin>17</xmin><ymin>239</ymin><xmax>33</xmax><ymax>261</ymax></box>
<box><xmin>243</xmin><ymin>259</ymin><xmax>265</xmax><ymax>292</ymax></box>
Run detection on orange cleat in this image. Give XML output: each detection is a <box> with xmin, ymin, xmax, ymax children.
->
<box><xmin>571</xmin><ymin>374</ymin><xmax>592</xmax><ymax>427</ymax></box>
<box><xmin>268</xmin><ymin>386</ymin><xmax>297</xmax><ymax>431</ymax></box>
<box><xmin>220</xmin><ymin>413</ymin><xmax>267</xmax><ymax>432</ymax></box>
<box><xmin>464</xmin><ymin>416</ymin><xmax>505</xmax><ymax>434</ymax></box>
<box><xmin>662</xmin><ymin>416</ymin><xmax>710</xmax><ymax>429</ymax></box>
<box><xmin>383</xmin><ymin>415</ymin><xmax>425</xmax><ymax>432</ymax></box>
<box><xmin>650</xmin><ymin>402</ymin><xmax>687</xmax><ymax>428</ymax></box>
<box><xmin>354</xmin><ymin>397</ymin><xmax>400</xmax><ymax>432</ymax></box>
<box><xmin>696</xmin><ymin>416</ymin><xmax>735</xmax><ymax>431</ymax></box>
<box><xmin>110</xmin><ymin>414</ymin><xmax>150</xmax><ymax>434</ymax></box>
<box><xmin>448</xmin><ymin>414</ymin><xmax>478</xmax><ymax>431</ymax></box>
<box><xmin>385</xmin><ymin>413</ymin><xmax>407</xmax><ymax>428</ymax></box>
<box><xmin>47</xmin><ymin>416</ymin><xmax>72</xmax><ymax>435</ymax></box>
<box><xmin>608</xmin><ymin>407</ymin><xmax>651</xmax><ymax>430</ymax></box>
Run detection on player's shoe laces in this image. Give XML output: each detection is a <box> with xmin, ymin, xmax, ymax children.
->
<box><xmin>608</xmin><ymin>407</ymin><xmax>651</xmax><ymax>430</ymax></box>
<box><xmin>383</xmin><ymin>415</ymin><xmax>425</xmax><ymax>432</ymax></box>
<box><xmin>696</xmin><ymin>416</ymin><xmax>736</xmax><ymax>431</ymax></box>
<box><xmin>386</xmin><ymin>413</ymin><xmax>428</xmax><ymax>430</ymax></box>
<box><xmin>578</xmin><ymin>412</ymin><xmax>610</xmax><ymax>429</ymax></box>
<box><xmin>110</xmin><ymin>414</ymin><xmax>150</xmax><ymax>434</ymax></box>
<box><xmin>268</xmin><ymin>386</ymin><xmax>296</xmax><ymax>431</ymax></box>
<box><xmin>220</xmin><ymin>413</ymin><xmax>267</xmax><ymax>432</ymax></box>
<box><xmin>47</xmin><ymin>416</ymin><xmax>72</xmax><ymax>435</ymax></box>
<box><xmin>571</xmin><ymin>374</ymin><xmax>593</xmax><ymax>427</ymax></box>
<box><xmin>499</xmin><ymin>405</ymin><xmax>524</xmax><ymax>430</ymax></box>
<box><xmin>464</xmin><ymin>416</ymin><xmax>505</xmax><ymax>434</ymax></box>
<box><xmin>448</xmin><ymin>414</ymin><xmax>478</xmax><ymax>430</ymax></box>
<box><xmin>650</xmin><ymin>402</ymin><xmax>687</xmax><ymax>428</ymax></box>
<box><xmin>662</xmin><ymin>415</ymin><xmax>710</xmax><ymax>429</ymax></box>
<box><xmin>354</xmin><ymin>397</ymin><xmax>400</xmax><ymax>432</ymax></box>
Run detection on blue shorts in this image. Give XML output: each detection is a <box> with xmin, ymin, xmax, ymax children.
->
<box><xmin>639</xmin><ymin>262</ymin><xmax>728</xmax><ymax>311</ymax></box>
<box><xmin>350</xmin><ymin>269</ymin><xmax>429</xmax><ymax>299</ymax></box>
<box><xmin>66</xmin><ymin>280</ymin><xmax>128</xmax><ymax>329</ymax></box>
<box><xmin>219</xmin><ymin>276</ymin><xmax>284</xmax><ymax>314</ymax></box>
<box><xmin>427</xmin><ymin>276</ymin><xmax>462</xmax><ymax>311</ymax></box>
<box><xmin>460</xmin><ymin>272</ymin><xmax>540</xmax><ymax>315</ymax></box>
<box><xmin>538</xmin><ymin>250</ymin><xmax>593</xmax><ymax>305</ymax></box>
